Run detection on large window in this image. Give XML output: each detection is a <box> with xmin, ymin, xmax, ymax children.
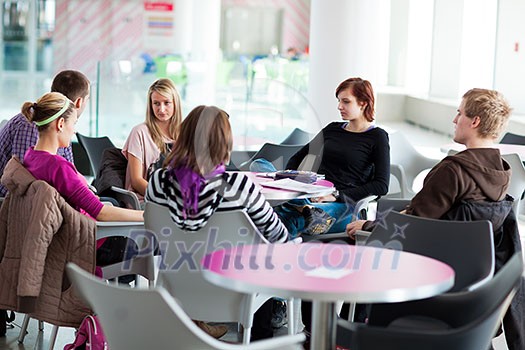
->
<box><xmin>1</xmin><ymin>0</ymin><xmax>54</xmax><ymax>73</ymax></box>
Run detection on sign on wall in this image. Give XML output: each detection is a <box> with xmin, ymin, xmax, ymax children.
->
<box><xmin>143</xmin><ymin>1</ymin><xmax>175</xmax><ymax>50</ymax></box>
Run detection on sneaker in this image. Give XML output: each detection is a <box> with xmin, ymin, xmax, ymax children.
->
<box><xmin>271</xmin><ymin>299</ymin><xmax>287</xmax><ymax>329</ymax></box>
<box><xmin>194</xmin><ymin>320</ymin><xmax>229</xmax><ymax>339</ymax></box>
<box><xmin>302</xmin><ymin>206</ymin><xmax>335</xmax><ymax>235</ymax></box>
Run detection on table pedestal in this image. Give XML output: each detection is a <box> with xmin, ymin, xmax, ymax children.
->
<box><xmin>311</xmin><ymin>301</ymin><xmax>338</xmax><ymax>349</ymax></box>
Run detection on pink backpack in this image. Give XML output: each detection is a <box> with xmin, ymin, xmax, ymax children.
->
<box><xmin>64</xmin><ymin>315</ymin><xmax>108</xmax><ymax>350</ymax></box>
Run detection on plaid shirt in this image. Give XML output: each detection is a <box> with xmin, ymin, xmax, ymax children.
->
<box><xmin>0</xmin><ymin>113</ymin><xmax>74</xmax><ymax>196</ymax></box>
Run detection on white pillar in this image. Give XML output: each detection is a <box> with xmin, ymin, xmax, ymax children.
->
<box><xmin>308</xmin><ymin>0</ymin><xmax>390</xmax><ymax>126</ymax></box>
<box><xmin>185</xmin><ymin>0</ymin><xmax>221</xmax><ymax>105</ymax></box>
<box><xmin>172</xmin><ymin>0</ymin><xmax>193</xmax><ymax>55</ymax></box>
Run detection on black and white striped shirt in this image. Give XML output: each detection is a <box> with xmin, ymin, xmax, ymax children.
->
<box><xmin>145</xmin><ymin>169</ymin><xmax>288</xmax><ymax>243</ymax></box>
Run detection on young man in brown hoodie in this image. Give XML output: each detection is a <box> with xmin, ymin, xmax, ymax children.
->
<box><xmin>348</xmin><ymin>88</ymin><xmax>512</xmax><ymax>233</ymax></box>
<box><xmin>347</xmin><ymin>88</ymin><xmax>524</xmax><ymax>350</ymax></box>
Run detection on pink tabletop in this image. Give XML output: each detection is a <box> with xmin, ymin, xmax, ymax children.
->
<box><xmin>202</xmin><ymin>243</ymin><xmax>455</xmax><ymax>303</ymax></box>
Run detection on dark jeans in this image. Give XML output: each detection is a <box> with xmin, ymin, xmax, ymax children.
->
<box><xmin>251</xmin><ymin>299</ymin><xmax>274</xmax><ymax>341</ymax></box>
<box><xmin>301</xmin><ymin>301</ymin><xmax>368</xmax><ymax>334</ymax></box>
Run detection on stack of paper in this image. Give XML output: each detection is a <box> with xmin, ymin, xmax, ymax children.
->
<box><xmin>260</xmin><ymin>178</ymin><xmax>332</xmax><ymax>194</ymax></box>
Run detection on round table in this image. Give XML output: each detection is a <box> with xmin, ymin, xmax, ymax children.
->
<box><xmin>202</xmin><ymin>242</ymin><xmax>455</xmax><ymax>349</ymax></box>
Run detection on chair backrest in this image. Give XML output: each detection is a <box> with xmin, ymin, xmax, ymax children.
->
<box><xmin>388</xmin><ymin>132</ymin><xmax>439</xmax><ymax>198</ymax></box>
<box><xmin>76</xmin><ymin>133</ymin><xmax>116</xmax><ymax>178</ymax></box>
<box><xmin>366</xmin><ymin>211</ymin><xmax>494</xmax><ymax>292</ymax></box>
<box><xmin>71</xmin><ymin>141</ymin><xmax>93</xmax><ymax>176</ymax></box>
<box><xmin>500</xmin><ymin>132</ymin><xmax>525</xmax><ymax>145</ymax></box>
<box><xmin>340</xmin><ymin>253</ymin><xmax>523</xmax><ymax>350</ymax></box>
<box><xmin>376</xmin><ymin>198</ymin><xmax>410</xmax><ymax>215</ymax></box>
<box><xmin>240</xmin><ymin>143</ymin><xmax>304</xmax><ymax>171</ymax></box>
<box><xmin>501</xmin><ymin>153</ymin><xmax>525</xmax><ymax>214</ymax></box>
<box><xmin>280</xmin><ymin>128</ymin><xmax>313</xmax><ymax>145</ymax></box>
<box><xmin>439</xmin><ymin>253</ymin><xmax>523</xmax><ymax>327</ymax></box>
<box><xmin>144</xmin><ymin>202</ymin><xmax>269</xmax><ymax>322</ymax></box>
<box><xmin>66</xmin><ymin>263</ymin><xmax>305</xmax><ymax>350</ymax></box>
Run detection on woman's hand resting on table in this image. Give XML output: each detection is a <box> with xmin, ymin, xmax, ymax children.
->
<box><xmin>310</xmin><ymin>194</ymin><xmax>337</xmax><ymax>203</ymax></box>
<box><xmin>346</xmin><ymin>220</ymin><xmax>367</xmax><ymax>239</ymax></box>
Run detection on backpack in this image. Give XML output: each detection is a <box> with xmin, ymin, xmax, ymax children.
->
<box><xmin>63</xmin><ymin>315</ymin><xmax>108</xmax><ymax>350</ymax></box>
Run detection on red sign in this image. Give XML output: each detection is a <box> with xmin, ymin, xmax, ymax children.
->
<box><xmin>144</xmin><ymin>1</ymin><xmax>173</xmax><ymax>12</ymax></box>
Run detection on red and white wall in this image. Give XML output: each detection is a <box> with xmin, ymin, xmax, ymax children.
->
<box><xmin>53</xmin><ymin>0</ymin><xmax>310</xmax><ymax>79</ymax></box>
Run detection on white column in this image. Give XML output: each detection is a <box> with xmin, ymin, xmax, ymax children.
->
<box><xmin>185</xmin><ymin>0</ymin><xmax>221</xmax><ymax>105</ymax></box>
<box><xmin>172</xmin><ymin>0</ymin><xmax>192</xmax><ymax>55</ymax></box>
<box><xmin>308</xmin><ymin>0</ymin><xmax>390</xmax><ymax>126</ymax></box>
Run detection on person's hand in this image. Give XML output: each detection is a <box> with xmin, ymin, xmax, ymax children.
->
<box><xmin>346</xmin><ymin>220</ymin><xmax>366</xmax><ymax>239</ymax></box>
<box><xmin>310</xmin><ymin>194</ymin><xmax>336</xmax><ymax>203</ymax></box>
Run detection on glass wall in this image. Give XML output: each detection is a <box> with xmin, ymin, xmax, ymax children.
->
<box><xmin>93</xmin><ymin>53</ymin><xmax>318</xmax><ymax>150</ymax></box>
<box><xmin>1</xmin><ymin>0</ymin><xmax>521</xmax><ymax>147</ymax></box>
<box><xmin>1</xmin><ymin>0</ymin><xmax>53</xmax><ymax>73</ymax></box>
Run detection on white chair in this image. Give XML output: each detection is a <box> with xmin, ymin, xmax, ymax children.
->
<box><xmin>144</xmin><ymin>202</ymin><xmax>297</xmax><ymax>343</ymax></box>
<box><xmin>66</xmin><ymin>263</ymin><xmax>305</xmax><ymax>350</ymax></box>
<box><xmin>388</xmin><ymin>132</ymin><xmax>440</xmax><ymax>198</ymax></box>
<box><xmin>501</xmin><ymin>153</ymin><xmax>525</xmax><ymax>215</ymax></box>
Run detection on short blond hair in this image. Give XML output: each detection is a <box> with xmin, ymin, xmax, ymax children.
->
<box><xmin>462</xmin><ymin>88</ymin><xmax>512</xmax><ymax>139</ymax></box>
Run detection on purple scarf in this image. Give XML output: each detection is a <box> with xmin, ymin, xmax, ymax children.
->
<box><xmin>171</xmin><ymin>164</ymin><xmax>226</xmax><ymax>219</ymax></box>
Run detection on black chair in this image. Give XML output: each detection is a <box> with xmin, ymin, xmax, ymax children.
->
<box><xmin>375</xmin><ymin>197</ymin><xmax>410</xmax><ymax>214</ymax></box>
<box><xmin>75</xmin><ymin>133</ymin><xmax>116</xmax><ymax>177</ymax></box>
<box><xmin>364</xmin><ymin>211</ymin><xmax>495</xmax><ymax>292</ymax></box>
<box><xmin>76</xmin><ymin>133</ymin><xmax>140</xmax><ymax>209</ymax></box>
<box><xmin>500</xmin><ymin>132</ymin><xmax>525</xmax><ymax>145</ymax></box>
<box><xmin>226</xmin><ymin>150</ymin><xmax>257</xmax><ymax>171</ymax></box>
<box><xmin>71</xmin><ymin>141</ymin><xmax>93</xmax><ymax>176</ymax></box>
<box><xmin>239</xmin><ymin>143</ymin><xmax>304</xmax><ymax>171</ymax></box>
<box><xmin>280</xmin><ymin>128</ymin><xmax>313</xmax><ymax>145</ymax></box>
<box><xmin>331</xmin><ymin>209</ymin><xmax>495</xmax><ymax>323</ymax></box>
<box><xmin>336</xmin><ymin>253</ymin><xmax>523</xmax><ymax>350</ymax></box>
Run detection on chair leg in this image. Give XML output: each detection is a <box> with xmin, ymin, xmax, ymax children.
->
<box><xmin>18</xmin><ymin>314</ymin><xmax>30</xmax><ymax>343</ymax></box>
<box><xmin>347</xmin><ymin>302</ymin><xmax>356</xmax><ymax>322</ymax></box>
<box><xmin>287</xmin><ymin>298</ymin><xmax>295</xmax><ymax>335</ymax></box>
<box><xmin>48</xmin><ymin>325</ymin><xmax>59</xmax><ymax>350</ymax></box>
<box><xmin>242</xmin><ymin>325</ymin><xmax>252</xmax><ymax>344</ymax></box>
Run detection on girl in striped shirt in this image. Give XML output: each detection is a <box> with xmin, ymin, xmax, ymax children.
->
<box><xmin>145</xmin><ymin>105</ymin><xmax>288</xmax><ymax>243</ymax></box>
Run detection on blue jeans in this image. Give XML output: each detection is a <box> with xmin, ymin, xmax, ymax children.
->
<box><xmin>274</xmin><ymin>199</ymin><xmax>353</xmax><ymax>238</ymax></box>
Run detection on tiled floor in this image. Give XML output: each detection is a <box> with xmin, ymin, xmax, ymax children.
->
<box><xmin>0</xmin><ymin>121</ymin><xmax>520</xmax><ymax>349</ymax></box>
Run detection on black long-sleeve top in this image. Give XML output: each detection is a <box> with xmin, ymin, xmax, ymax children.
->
<box><xmin>286</xmin><ymin>122</ymin><xmax>390</xmax><ymax>203</ymax></box>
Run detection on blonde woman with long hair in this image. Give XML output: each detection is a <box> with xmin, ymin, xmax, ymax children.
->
<box><xmin>122</xmin><ymin>78</ymin><xmax>182</xmax><ymax>202</ymax></box>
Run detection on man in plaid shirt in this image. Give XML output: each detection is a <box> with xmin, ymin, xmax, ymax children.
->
<box><xmin>0</xmin><ymin>70</ymin><xmax>90</xmax><ymax>196</ymax></box>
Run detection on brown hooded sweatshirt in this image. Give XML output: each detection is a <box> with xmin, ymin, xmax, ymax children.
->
<box><xmin>406</xmin><ymin>148</ymin><xmax>511</xmax><ymax>219</ymax></box>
